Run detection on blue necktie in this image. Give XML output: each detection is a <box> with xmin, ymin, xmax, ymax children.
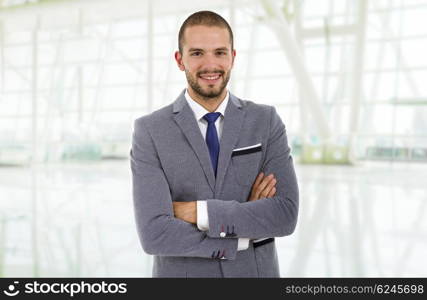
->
<box><xmin>203</xmin><ymin>112</ymin><xmax>221</xmax><ymax>177</ymax></box>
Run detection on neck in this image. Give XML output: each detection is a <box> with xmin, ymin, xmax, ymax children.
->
<box><xmin>187</xmin><ymin>87</ymin><xmax>227</xmax><ymax>112</ymax></box>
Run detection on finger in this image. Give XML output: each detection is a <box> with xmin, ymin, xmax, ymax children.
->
<box><xmin>254</xmin><ymin>174</ymin><xmax>275</xmax><ymax>199</ymax></box>
<box><xmin>249</xmin><ymin>173</ymin><xmax>265</xmax><ymax>200</ymax></box>
<box><xmin>254</xmin><ymin>172</ymin><xmax>264</xmax><ymax>185</ymax></box>
<box><xmin>260</xmin><ymin>177</ymin><xmax>276</xmax><ymax>198</ymax></box>
<box><xmin>254</xmin><ymin>174</ymin><xmax>273</xmax><ymax>199</ymax></box>
<box><xmin>253</xmin><ymin>172</ymin><xmax>264</xmax><ymax>188</ymax></box>
<box><xmin>267</xmin><ymin>186</ymin><xmax>276</xmax><ymax>198</ymax></box>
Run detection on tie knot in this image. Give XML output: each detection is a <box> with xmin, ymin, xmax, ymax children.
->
<box><xmin>203</xmin><ymin>112</ymin><xmax>221</xmax><ymax>124</ymax></box>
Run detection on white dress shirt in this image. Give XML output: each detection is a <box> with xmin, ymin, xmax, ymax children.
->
<box><xmin>184</xmin><ymin>89</ymin><xmax>250</xmax><ymax>251</ymax></box>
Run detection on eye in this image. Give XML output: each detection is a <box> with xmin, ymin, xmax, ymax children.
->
<box><xmin>191</xmin><ymin>51</ymin><xmax>202</xmax><ymax>56</ymax></box>
<box><xmin>216</xmin><ymin>51</ymin><xmax>227</xmax><ymax>56</ymax></box>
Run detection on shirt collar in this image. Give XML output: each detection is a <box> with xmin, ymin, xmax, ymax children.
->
<box><xmin>185</xmin><ymin>88</ymin><xmax>229</xmax><ymax>121</ymax></box>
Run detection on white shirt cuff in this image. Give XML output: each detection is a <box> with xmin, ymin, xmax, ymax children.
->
<box><xmin>197</xmin><ymin>201</ymin><xmax>249</xmax><ymax>251</ymax></box>
<box><xmin>237</xmin><ymin>238</ymin><xmax>250</xmax><ymax>251</ymax></box>
<box><xmin>196</xmin><ymin>200</ymin><xmax>209</xmax><ymax>231</ymax></box>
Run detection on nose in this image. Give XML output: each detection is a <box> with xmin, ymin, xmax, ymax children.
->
<box><xmin>201</xmin><ymin>52</ymin><xmax>221</xmax><ymax>70</ymax></box>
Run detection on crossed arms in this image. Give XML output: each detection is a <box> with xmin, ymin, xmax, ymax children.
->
<box><xmin>131</xmin><ymin>107</ymin><xmax>299</xmax><ymax>260</ymax></box>
<box><xmin>172</xmin><ymin>172</ymin><xmax>278</xmax><ymax>224</ymax></box>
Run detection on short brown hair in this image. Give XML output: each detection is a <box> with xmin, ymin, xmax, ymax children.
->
<box><xmin>178</xmin><ymin>10</ymin><xmax>234</xmax><ymax>53</ymax></box>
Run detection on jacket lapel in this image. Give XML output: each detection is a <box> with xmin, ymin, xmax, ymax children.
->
<box><xmin>214</xmin><ymin>92</ymin><xmax>245</xmax><ymax>195</ymax></box>
<box><xmin>172</xmin><ymin>90</ymin><xmax>215</xmax><ymax>192</ymax></box>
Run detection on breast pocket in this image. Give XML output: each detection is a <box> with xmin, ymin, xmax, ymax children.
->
<box><xmin>231</xmin><ymin>143</ymin><xmax>263</xmax><ymax>186</ymax></box>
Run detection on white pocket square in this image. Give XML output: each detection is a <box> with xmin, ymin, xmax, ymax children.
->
<box><xmin>233</xmin><ymin>143</ymin><xmax>262</xmax><ymax>152</ymax></box>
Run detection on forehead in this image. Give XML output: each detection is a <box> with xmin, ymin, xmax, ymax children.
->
<box><xmin>182</xmin><ymin>25</ymin><xmax>231</xmax><ymax>51</ymax></box>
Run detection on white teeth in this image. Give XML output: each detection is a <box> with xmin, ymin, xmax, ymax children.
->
<box><xmin>201</xmin><ymin>74</ymin><xmax>220</xmax><ymax>80</ymax></box>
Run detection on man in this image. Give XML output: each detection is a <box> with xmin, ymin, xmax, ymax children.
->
<box><xmin>131</xmin><ymin>10</ymin><xmax>298</xmax><ymax>278</ymax></box>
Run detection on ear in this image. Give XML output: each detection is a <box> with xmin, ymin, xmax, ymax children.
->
<box><xmin>231</xmin><ymin>49</ymin><xmax>236</xmax><ymax>68</ymax></box>
<box><xmin>174</xmin><ymin>50</ymin><xmax>185</xmax><ymax>71</ymax></box>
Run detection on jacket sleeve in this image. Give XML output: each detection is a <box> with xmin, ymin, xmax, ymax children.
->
<box><xmin>205</xmin><ymin>106</ymin><xmax>299</xmax><ymax>239</ymax></box>
<box><xmin>131</xmin><ymin>118</ymin><xmax>239</xmax><ymax>260</ymax></box>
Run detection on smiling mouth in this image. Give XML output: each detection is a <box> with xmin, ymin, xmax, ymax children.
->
<box><xmin>199</xmin><ymin>73</ymin><xmax>222</xmax><ymax>84</ymax></box>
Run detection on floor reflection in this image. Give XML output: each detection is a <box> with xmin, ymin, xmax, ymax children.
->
<box><xmin>0</xmin><ymin>161</ymin><xmax>426</xmax><ymax>277</ymax></box>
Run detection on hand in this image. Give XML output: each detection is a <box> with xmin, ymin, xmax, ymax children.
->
<box><xmin>248</xmin><ymin>172</ymin><xmax>276</xmax><ymax>201</ymax></box>
<box><xmin>173</xmin><ymin>201</ymin><xmax>197</xmax><ymax>224</ymax></box>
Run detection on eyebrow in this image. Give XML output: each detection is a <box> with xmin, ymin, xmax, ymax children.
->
<box><xmin>188</xmin><ymin>48</ymin><xmax>204</xmax><ymax>52</ymax></box>
<box><xmin>188</xmin><ymin>47</ymin><xmax>229</xmax><ymax>52</ymax></box>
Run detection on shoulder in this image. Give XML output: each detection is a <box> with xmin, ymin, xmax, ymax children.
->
<box><xmin>133</xmin><ymin>103</ymin><xmax>174</xmax><ymax>131</ymax></box>
<box><xmin>234</xmin><ymin>96</ymin><xmax>277</xmax><ymax>120</ymax></box>
<box><xmin>234</xmin><ymin>96</ymin><xmax>285</xmax><ymax>133</ymax></box>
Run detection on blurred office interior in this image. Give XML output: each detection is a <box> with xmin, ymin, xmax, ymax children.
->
<box><xmin>0</xmin><ymin>0</ymin><xmax>426</xmax><ymax>277</ymax></box>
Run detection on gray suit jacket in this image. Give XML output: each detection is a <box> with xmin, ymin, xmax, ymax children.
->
<box><xmin>131</xmin><ymin>89</ymin><xmax>299</xmax><ymax>277</ymax></box>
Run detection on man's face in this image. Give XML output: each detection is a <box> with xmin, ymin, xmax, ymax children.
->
<box><xmin>175</xmin><ymin>25</ymin><xmax>236</xmax><ymax>100</ymax></box>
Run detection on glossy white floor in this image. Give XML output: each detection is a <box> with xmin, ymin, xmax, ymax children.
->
<box><xmin>0</xmin><ymin>159</ymin><xmax>426</xmax><ymax>277</ymax></box>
